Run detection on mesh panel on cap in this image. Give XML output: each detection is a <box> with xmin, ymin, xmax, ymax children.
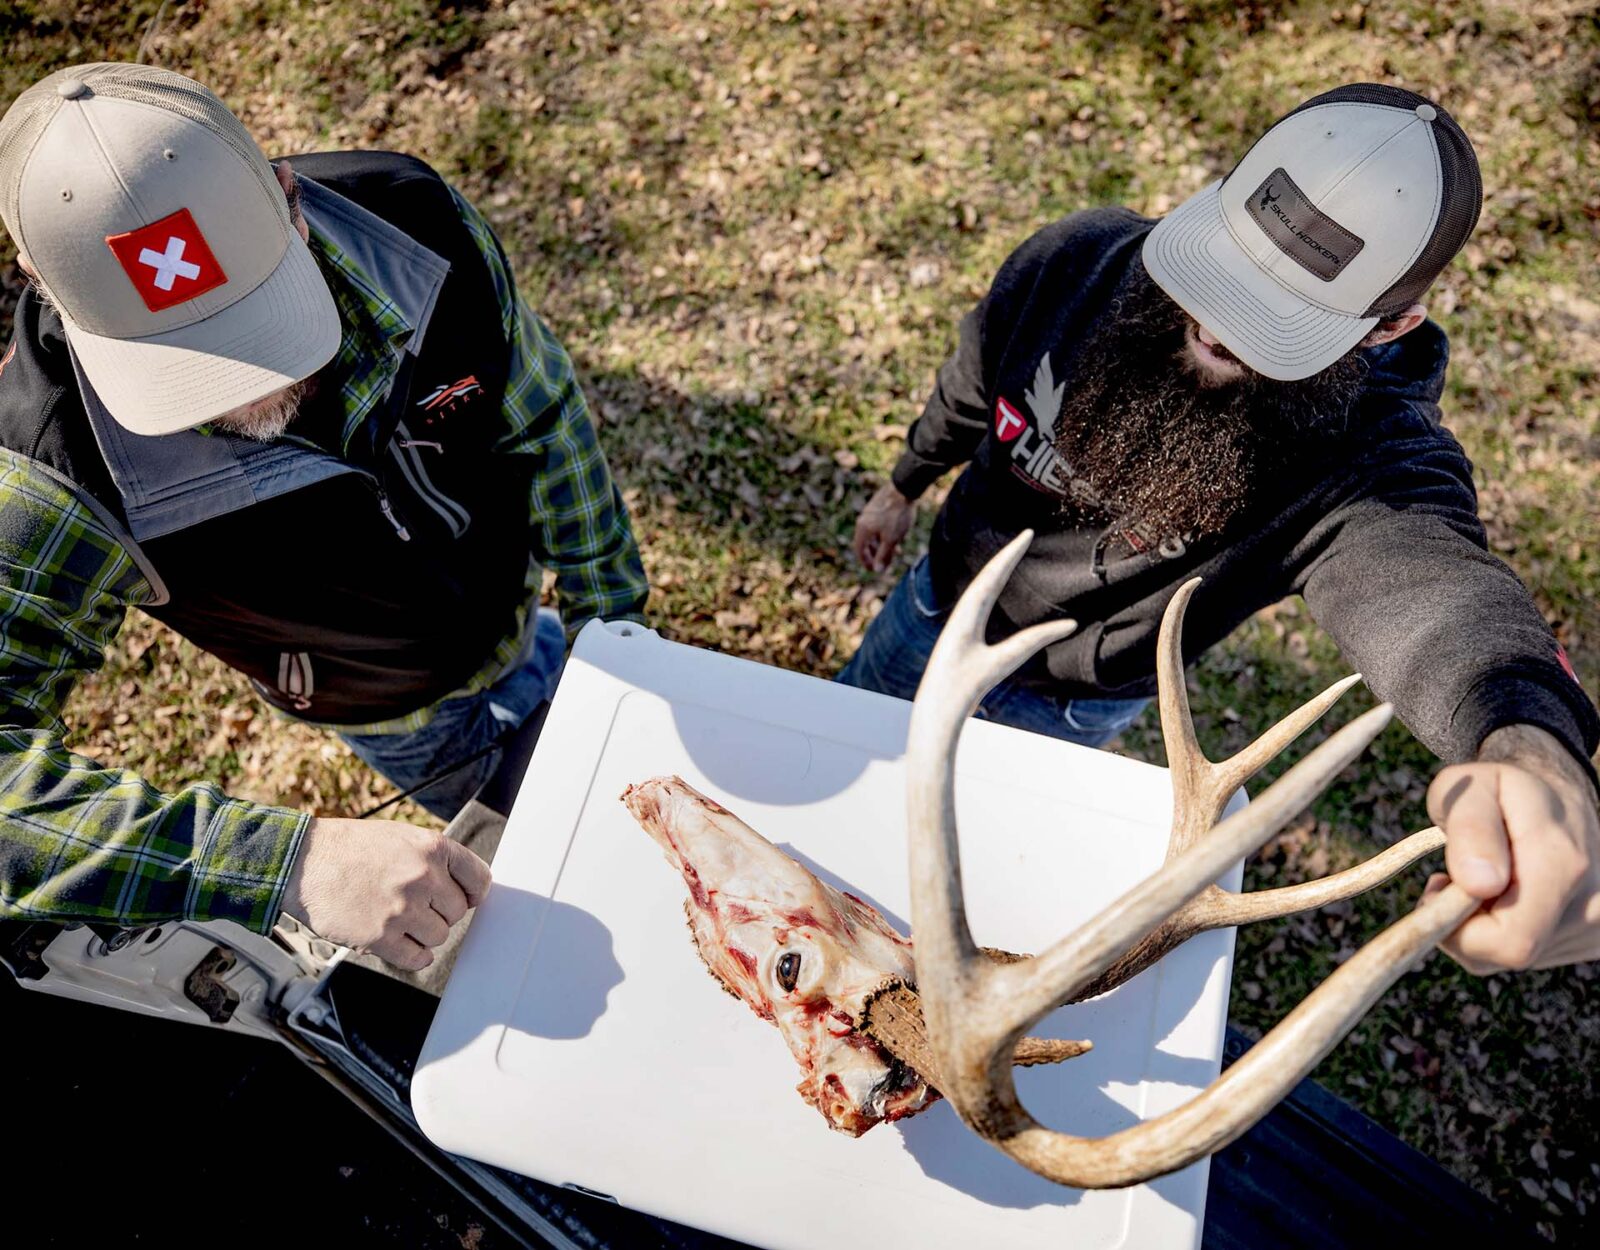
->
<box><xmin>1222</xmin><ymin>82</ymin><xmax>1482</xmax><ymax>320</ymax></box>
<box><xmin>1368</xmin><ymin>93</ymin><xmax>1480</xmax><ymax>316</ymax></box>
<box><xmin>0</xmin><ymin>62</ymin><xmax>288</xmax><ymax>250</ymax></box>
<box><xmin>0</xmin><ymin>71</ymin><xmax>71</xmax><ymax>241</ymax></box>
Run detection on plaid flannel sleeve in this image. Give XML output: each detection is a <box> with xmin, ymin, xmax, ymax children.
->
<box><xmin>449</xmin><ymin>186</ymin><xmax>649</xmax><ymax>638</ymax></box>
<box><xmin>0</xmin><ymin>453</ymin><xmax>309</xmax><ymax>933</ymax></box>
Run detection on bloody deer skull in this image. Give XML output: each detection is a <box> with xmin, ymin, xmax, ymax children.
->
<box><xmin>622</xmin><ymin>775</ymin><xmax>936</xmax><ymax>1136</ymax></box>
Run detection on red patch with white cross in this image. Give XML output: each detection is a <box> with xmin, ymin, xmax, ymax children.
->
<box><xmin>994</xmin><ymin>396</ymin><xmax>1026</xmax><ymax>442</ymax></box>
<box><xmin>1557</xmin><ymin>645</ymin><xmax>1580</xmax><ymax>685</ymax></box>
<box><xmin>104</xmin><ymin>208</ymin><xmax>228</xmax><ymax>312</ymax></box>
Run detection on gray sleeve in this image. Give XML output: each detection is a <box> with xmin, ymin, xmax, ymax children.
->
<box><xmin>1292</xmin><ymin>447</ymin><xmax>1600</xmax><ymax>788</ymax></box>
<box><xmin>890</xmin><ymin>303</ymin><xmax>991</xmax><ymax>501</ymax></box>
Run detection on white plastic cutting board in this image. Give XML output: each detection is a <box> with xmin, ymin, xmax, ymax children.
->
<box><xmin>414</xmin><ymin>619</ymin><xmax>1243</xmax><ymax>1250</ymax></box>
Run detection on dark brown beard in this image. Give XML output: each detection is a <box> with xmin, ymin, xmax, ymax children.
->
<box><xmin>1049</xmin><ymin>261</ymin><xmax>1367</xmax><ymax>540</ymax></box>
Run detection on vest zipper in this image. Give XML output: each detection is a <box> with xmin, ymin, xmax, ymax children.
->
<box><xmin>374</xmin><ymin>485</ymin><xmax>411</xmax><ymax>542</ymax></box>
<box><xmin>275</xmin><ymin>433</ymin><xmax>413</xmax><ymax>543</ymax></box>
<box><xmin>389</xmin><ymin>420</ymin><xmax>470</xmax><ymax>538</ymax></box>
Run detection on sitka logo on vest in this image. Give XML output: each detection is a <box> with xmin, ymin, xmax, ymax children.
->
<box><xmin>417</xmin><ymin>374</ymin><xmax>483</xmax><ymax>417</ymax></box>
<box><xmin>105</xmin><ymin>208</ymin><xmax>228</xmax><ymax>312</ymax></box>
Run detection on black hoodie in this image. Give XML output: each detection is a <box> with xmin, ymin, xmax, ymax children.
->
<box><xmin>889</xmin><ymin>207</ymin><xmax>1599</xmax><ymax>783</ymax></box>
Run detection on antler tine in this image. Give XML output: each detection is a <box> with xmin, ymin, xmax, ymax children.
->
<box><xmin>1156</xmin><ymin>577</ymin><xmax>1208</xmax><ymax>852</ymax></box>
<box><xmin>999</xmin><ymin>881</ymin><xmax>1480</xmax><ymax>1188</ymax></box>
<box><xmin>1041</xmin><ymin>821</ymin><xmax>1447</xmax><ymax>1004</ymax></box>
<box><xmin>906</xmin><ymin>529</ymin><xmax>1077</xmax><ymax>983</ymax></box>
<box><xmin>1048</xmin><ymin>586</ymin><xmax>1410</xmax><ymax>1003</ymax></box>
<box><xmin>992</xmin><ymin>698</ymin><xmax>1394</xmax><ymax>1031</ymax></box>
<box><xmin>1159</xmin><ymin>577</ymin><xmax>1363</xmax><ymax>856</ymax></box>
<box><xmin>863</xmin><ymin>981</ymin><xmax>1092</xmax><ymax>1095</ymax></box>
<box><xmin>1212</xmin><ymin>673</ymin><xmax>1366</xmax><ymax>814</ymax></box>
<box><xmin>1207</xmin><ymin>825</ymin><xmax>1446</xmax><ymax>927</ymax></box>
<box><xmin>1049</xmin><ymin>579</ymin><xmax>1427</xmax><ymax>998</ymax></box>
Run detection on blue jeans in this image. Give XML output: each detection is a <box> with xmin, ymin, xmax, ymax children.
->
<box><xmin>339</xmin><ymin>607</ymin><xmax>567</xmax><ymax>820</ymax></box>
<box><xmin>836</xmin><ymin>556</ymin><xmax>1149</xmax><ymax>748</ymax></box>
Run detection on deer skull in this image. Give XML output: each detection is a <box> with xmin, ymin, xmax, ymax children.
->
<box><xmin>622</xmin><ymin>776</ymin><xmax>936</xmax><ymax>1136</ymax></box>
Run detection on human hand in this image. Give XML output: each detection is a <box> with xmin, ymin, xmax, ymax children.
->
<box><xmin>280</xmin><ymin>817</ymin><xmax>492</xmax><ymax>971</ymax></box>
<box><xmin>1422</xmin><ymin>724</ymin><xmax>1600</xmax><ymax>972</ymax></box>
<box><xmin>852</xmin><ymin>482</ymin><xmax>916</xmax><ymax>572</ymax></box>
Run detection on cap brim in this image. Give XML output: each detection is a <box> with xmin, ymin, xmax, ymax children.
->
<box><xmin>61</xmin><ymin>231</ymin><xmax>340</xmax><ymax>436</ymax></box>
<box><xmin>1142</xmin><ymin>180</ymin><xmax>1377</xmax><ymax>382</ymax></box>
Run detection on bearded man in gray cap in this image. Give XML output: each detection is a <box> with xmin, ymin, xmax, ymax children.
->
<box><xmin>842</xmin><ymin>84</ymin><xmax>1600</xmax><ymax>978</ymax></box>
<box><xmin>0</xmin><ymin>64</ymin><xmax>647</xmax><ymax>971</ymax></box>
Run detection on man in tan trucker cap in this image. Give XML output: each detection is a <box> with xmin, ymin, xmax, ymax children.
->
<box><xmin>0</xmin><ymin>64</ymin><xmax>648</xmax><ymax>972</ymax></box>
<box><xmin>1</xmin><ymin>68</ymin><xmax>340</xmax><ymax>433</ymax></box>
<box><xmin>844</xmin><ymin>83</ymin><xmax>1600</xmax><ymax>978</ymax></box>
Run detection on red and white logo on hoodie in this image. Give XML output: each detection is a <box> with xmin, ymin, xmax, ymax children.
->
<box><xmin>105</xmin><ymin>208</ymin><xmax>228</xmax><ymax>313</ymax></box>
<box><xmin>994</xmin><ymin>396</ymin><xmax>1026</xmax><ymax>442</ymax></box>
<box><xmin>995</xmin><ymin>354</ymin><xmax>1070</xmax><ymax>490</ymax></box>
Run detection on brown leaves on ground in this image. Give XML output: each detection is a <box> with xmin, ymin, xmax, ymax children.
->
<box><xmin>1</xmin><ymin>0</ymin><xmax>1596</xmax><ymax>1239</ymax></box>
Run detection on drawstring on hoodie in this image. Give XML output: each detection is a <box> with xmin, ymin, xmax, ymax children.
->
<box><xmin>1090</xmin><ymin>528</ymin><xmax>1115</xmax><ymax>584</ymax></box>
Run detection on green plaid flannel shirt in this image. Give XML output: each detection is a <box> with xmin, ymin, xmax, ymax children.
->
<box><xmin>0</xmin><ymin>184</ymin><xmax>646</xmax><ymax>933</ymax></box>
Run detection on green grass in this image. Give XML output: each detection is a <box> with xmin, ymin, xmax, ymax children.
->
<box><xmin>1</xmin><ymin>0</ymin><xmax>1597</xmax><ymax>1239</ymax></box>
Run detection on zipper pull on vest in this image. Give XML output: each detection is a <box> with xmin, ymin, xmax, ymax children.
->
<box><xmin>374</xmin><ymin>487</ymin><xmax>411</xmax><ymax>542</ymax></box>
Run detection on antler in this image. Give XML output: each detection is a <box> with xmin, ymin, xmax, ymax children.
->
<box><xmin>898</xmin><ymin>530</ymin><xmax>1477</xmax><ymax>1188</ymax></box>
<box><xmin>863</xmin><ymin>581</ymin><xmax>1447</xmax><ymax>1057</ymax></box>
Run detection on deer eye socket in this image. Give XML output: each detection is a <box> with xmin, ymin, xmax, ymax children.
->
<box><xmin>776</xmin><ymin>952</ymin><xmax>801</xmax><ymax>992</ymax></box>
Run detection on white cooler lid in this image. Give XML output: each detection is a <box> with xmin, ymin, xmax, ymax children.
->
<box><xmin>414</xmin><ymin>620</ymin><xmax>1242</xmax><ymax>1250</ymax></box>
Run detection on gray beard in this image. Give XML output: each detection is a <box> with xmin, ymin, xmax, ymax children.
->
<box><xmin>208</xmin><ymin>376</ymin><xmax>311</xmax><ymax>442</ymax></box>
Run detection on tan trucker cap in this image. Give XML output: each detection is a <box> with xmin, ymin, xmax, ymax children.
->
<box><xmin>0</xmin><ymin>63</ymin><xmax>339</xmax><ymax>435</ymax></box>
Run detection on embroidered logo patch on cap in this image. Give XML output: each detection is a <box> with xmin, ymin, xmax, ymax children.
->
<box><xmin>1243</xmin><ymin>167</ymin><xmax>1366</xmax><ymax>282</ymax></box>
<box><xmin>105</xmin><ymin>207</ymin><xmax>228</xmax><ymax>312</ymax></box>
